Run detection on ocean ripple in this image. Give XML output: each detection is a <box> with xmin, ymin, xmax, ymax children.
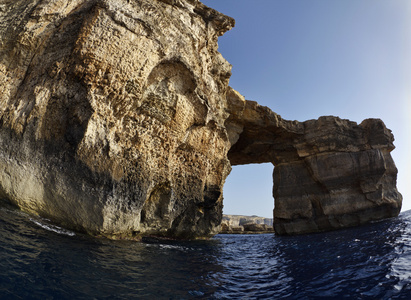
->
<box><xmin>1</xmin><ymin>205</ymin><xmax>411</xmax><ymax>299</ymax></box>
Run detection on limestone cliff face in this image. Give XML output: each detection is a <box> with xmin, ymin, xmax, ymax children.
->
<box><xmin>0</xmin><ymin>0</ymin><xmax>234</xmax><ymax>239</ymax></box>
<box><xmin>0</xmin><ymin>0</ymin><xmax>402</xmax><ymax>239</ymax></box>
<box><xmin>226</xmin><ymin>88</ymin><xmax>402</xmax><ymax>235</ymax></box>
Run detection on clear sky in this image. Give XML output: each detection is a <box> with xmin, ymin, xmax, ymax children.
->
<box><xmin>202</xmin><ymin>0</ymin><xmax>411</xmax><ymax>218</ymax></box>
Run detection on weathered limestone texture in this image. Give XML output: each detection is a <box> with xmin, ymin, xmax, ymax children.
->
<box><xmin>226</xmin><ymin>88</ymin><xmax>402</xmax><ymax>235</ymax></box>
<box><xmin>0</xmin><ymin>0</ymin><xmax>402</xmax><ymax>238</ymax></box>
<box><xmin>0</xmin><ymin>0</ymin><xmax>234</xmax><ymax>239</ymax></box>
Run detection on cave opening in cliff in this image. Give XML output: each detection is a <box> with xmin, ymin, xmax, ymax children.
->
<box><xmin>223</xmin><ymin>163</ymin><xmax>274</xmax><ymax>219</ymax></box>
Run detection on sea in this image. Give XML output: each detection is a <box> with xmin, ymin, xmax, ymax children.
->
<box><xmin>1</xmin><ymin>204</ymin><xmax>411</xmax><ymax>299</ymax></box>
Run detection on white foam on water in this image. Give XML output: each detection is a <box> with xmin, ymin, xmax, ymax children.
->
<box><xmin>30</xmin><ymin>218</ymin><xmax>76</xmax><ymax>236</ymax></box>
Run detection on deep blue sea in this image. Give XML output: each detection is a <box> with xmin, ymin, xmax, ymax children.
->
<box><xmin>1</xmin><ymin>205</ymin><xmax>411</xmax><ymax>299</ymax></box>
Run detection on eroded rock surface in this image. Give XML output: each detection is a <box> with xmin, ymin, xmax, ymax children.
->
<box><xmin>0</xmin><ymin>0</ymin><xmax>402</xmax><ymax>238</ymax></box>
<box><xmin>0</xmin><ymin>0</ymin><xmax>234</xmax><ymax>239</ymax></box>
<box><xmin>226</xmin><ymin>88</ymin><xmax>402</xmax><ymax>235</ymax></box>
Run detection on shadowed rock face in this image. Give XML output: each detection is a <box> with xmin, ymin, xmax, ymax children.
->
<box><xmin>226</xmin><ymin>88</ymin><xmax>402</xmax><ymax>235</ymax></box>
<box><xmin>0</xmin><ymin>0</ymin><xmax>402</xmax><ymax>239</ymax></box>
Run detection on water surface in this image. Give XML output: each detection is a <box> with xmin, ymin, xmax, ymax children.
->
<box><xmin>1</xmin><ymin>205</ymin><xmax>411</xmax><ymax>299</ymax></box>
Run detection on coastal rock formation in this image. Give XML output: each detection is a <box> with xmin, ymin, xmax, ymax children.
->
<box><xmin>222</xmin><ymin>214</ymin><xmax>273</xmax><ymax>227</ymax></box>
<box><xmin>0</xmin><ymin>0</ymin><xmax>402</xmax><ymax>239</ymax></box>
<box><xmin>220</xmin><ymin>222</ymin><xmax>273</xmax><ymax>234</ymax></box>
<box><xmin>220</xmin><ymin>214</ymin><xmax>274</xmax><ymax>234</ymax></box>
<box><xmin>0</xmin><ymin>0</ymin><xmax>234</xmax><ymax>239</ymax></box>
<box><xmin>226</xmin><ymin>89</ymin><xmax>402</xmax><ymax>235</ymax></box>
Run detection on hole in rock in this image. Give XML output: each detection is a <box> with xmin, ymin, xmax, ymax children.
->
<box><xmin>223</xmin><ymin>163</ymin><xmax>274</xmax><ymax>219</ymax></box>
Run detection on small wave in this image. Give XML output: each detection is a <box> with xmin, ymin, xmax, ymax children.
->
<box><xmin>30</xmin><ymin>218</ymin><xmax>75</xmax><ymax>237</ymax></box>
<box><xmin>159</xmin><ymin>244</ymin><xmax>191</xmax><ymax>251</ymax></box>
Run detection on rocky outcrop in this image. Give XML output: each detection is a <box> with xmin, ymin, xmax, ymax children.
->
<box><xmin>220</xmin><ymin>222</ymin><xmax>273</xmax><ymax>234</ymax></box>
<box><xmin>220</xmin><ymin>214</ymin><xmax>274</xmax><ymax>234</ymax></box>
<box><xmin>221</xmin><ymin>214</ymin><xmax>274</xmax><ymax>234</ymax></box>
<box><xmin>0</xmin><ymin>0</ymin><xmax>235</xmax><ymax>239</ymax></box>
<box><xmin>226</xmin><ymin>88</ymin><xmax>402</xmax><ymax>235</ymax></box>
<box><xmin>0</xmin><ymin>0</ymin><xmax>402</xmax><ymax>239</ymax></box>
<box><xmin>222</xmin><ymin>214</ymin><xmax>273</xmax><ymax>227</ymax></box>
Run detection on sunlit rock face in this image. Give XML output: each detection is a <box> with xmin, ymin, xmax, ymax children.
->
<box><xmin>0</xmin><ymin>0</ymin><xmax>402</xmax><ymax>239</ymax></box>
<box><xmin>226</xmin><ymin>88</ymin><xmax>402</xmax><ymax>235</ymax></box>
<box><xmin>0</xmin><ymin>0</ymin><xmax>235</xmax><ymax>239</ymax></box>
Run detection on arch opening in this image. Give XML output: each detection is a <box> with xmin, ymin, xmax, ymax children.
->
<box><xmin>221</xmin><ymin>163</ymin><xmax>275</xmax><ymax>233</ymax></box>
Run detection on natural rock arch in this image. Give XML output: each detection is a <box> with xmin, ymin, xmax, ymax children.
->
<box><xmin>225</xmin><ymin>87</ymin><xmax>402</xmax><ymax>235</ymax></box>
<box><xmin>0</xmin><ymin>0</ymin><xmax>402</xmax><ymax>240</ymax></box>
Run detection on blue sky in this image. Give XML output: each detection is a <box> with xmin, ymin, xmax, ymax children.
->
<box><xmin>202</xmin><ymin>0</ymin><xmax>411</xmax><ymax>218</ymax></box>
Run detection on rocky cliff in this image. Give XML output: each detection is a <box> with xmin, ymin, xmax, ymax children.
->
<box><xmin>0</xmin><ymin>0</ymin><xmax>235</xmax><ymax>239</ymax></box>
<box><xmin>0</xmin><ymin>0</ymin><xmax>402</xmax><ymax>239</ymax></box>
